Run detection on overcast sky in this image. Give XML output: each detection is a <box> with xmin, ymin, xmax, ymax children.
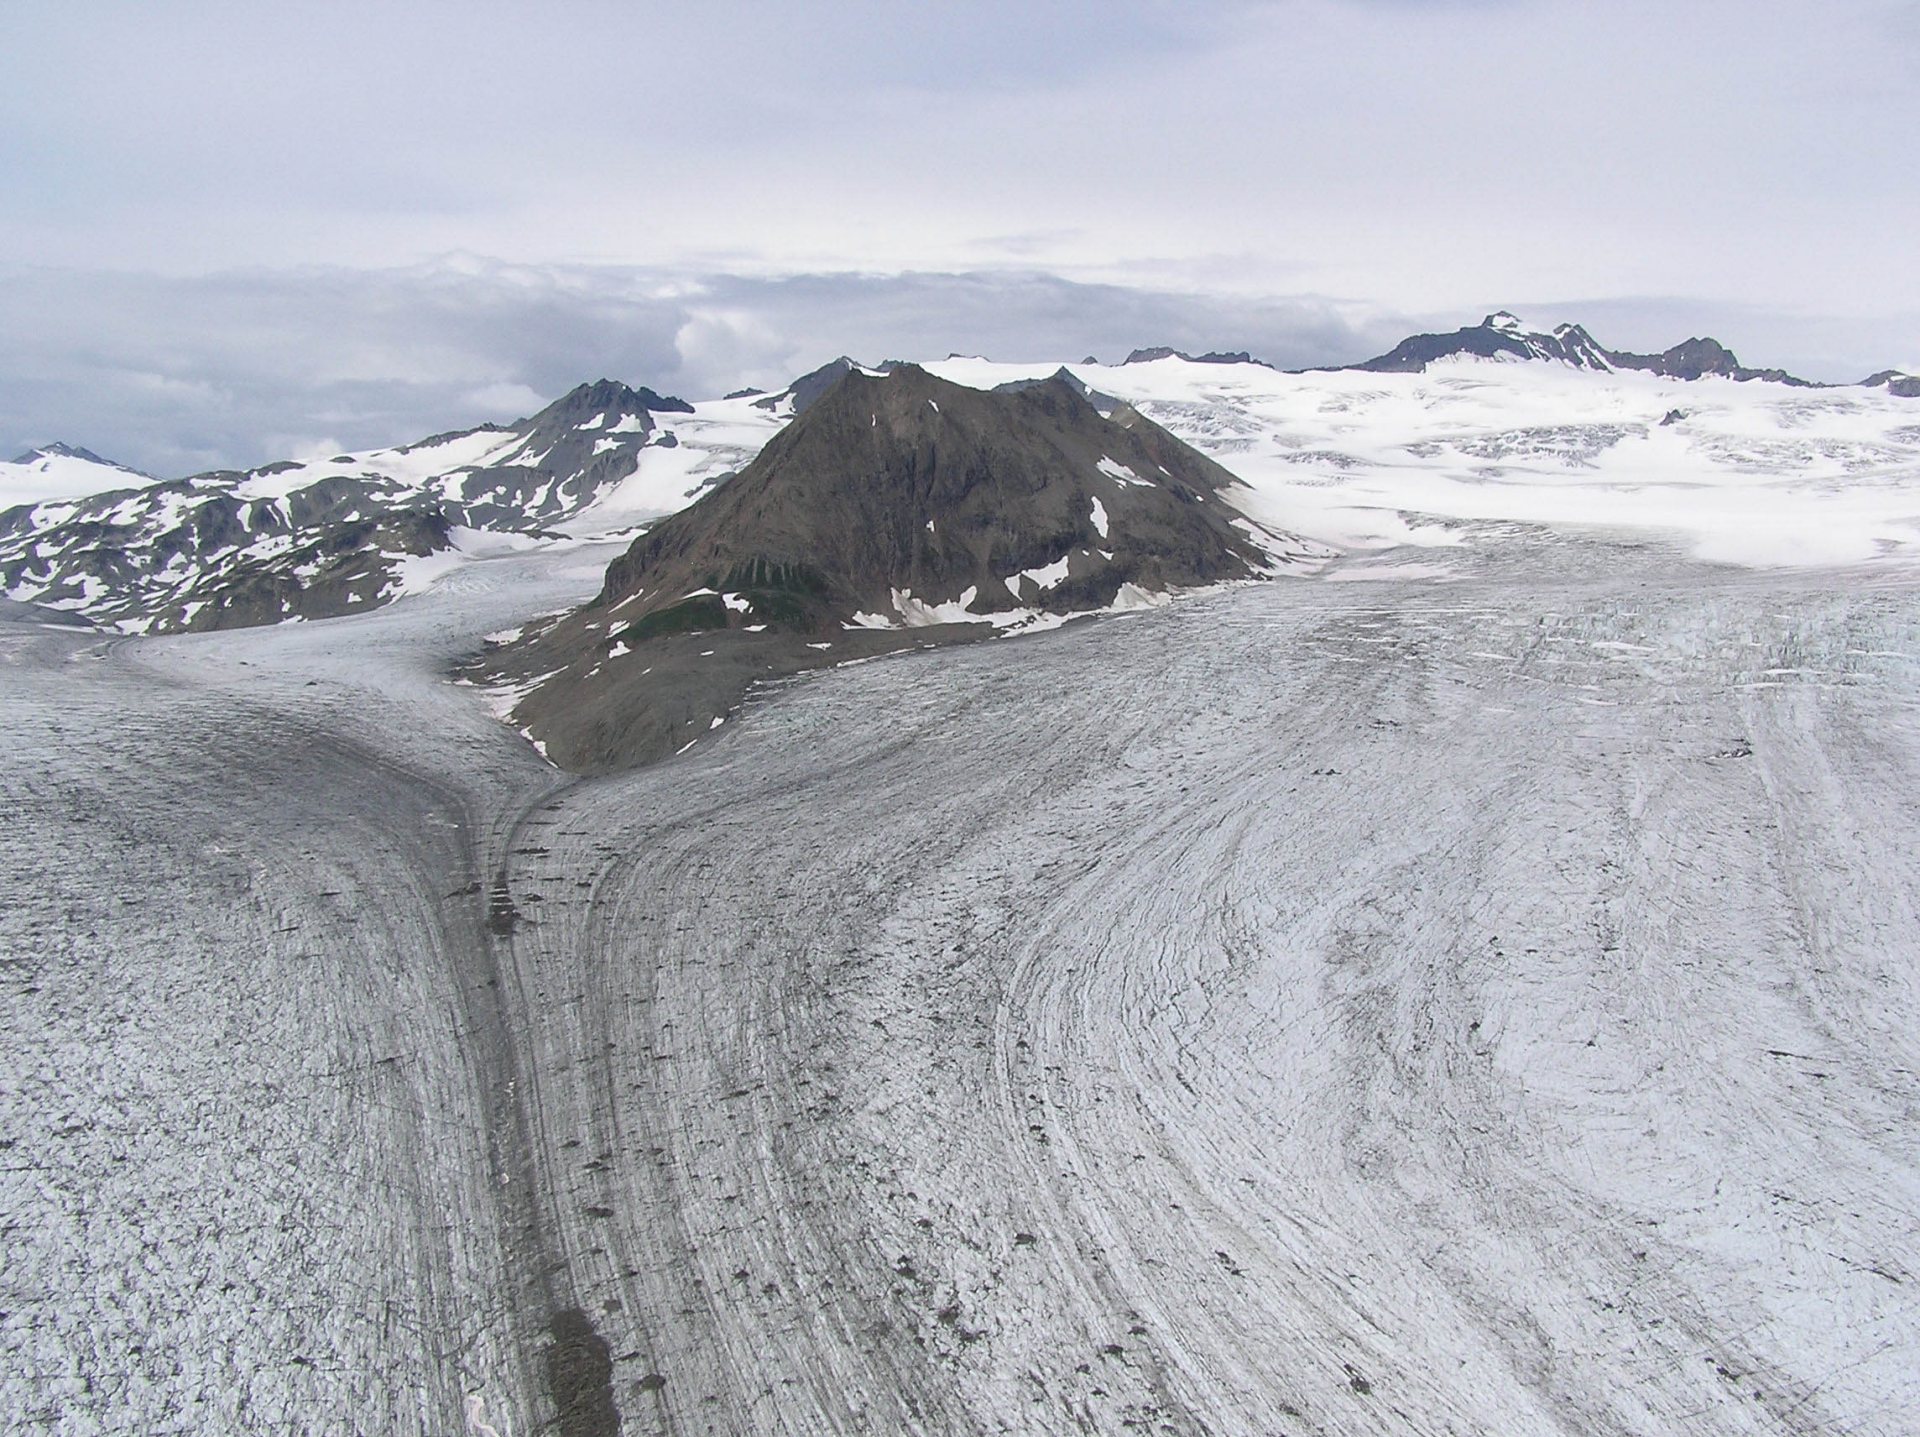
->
<box><xmin>4</xmin><ymin>0</ymin><xmax>1916</xmax><ymax>474</ymax></box>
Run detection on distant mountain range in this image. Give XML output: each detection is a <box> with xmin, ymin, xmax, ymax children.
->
<box><xmin>3</xmin><ymin>312</ymin><xmax>1915</xmax><ymax>642</ymax></box>
<box><xmin>1112</xmin><ymin>312</ymin><xmax>1919</xmax><ymax>394</ymax></box>
<box><xmin>1345</xmin><ymin>311</ymin><xmax>1820</xmax><ymax>386</ymax></box>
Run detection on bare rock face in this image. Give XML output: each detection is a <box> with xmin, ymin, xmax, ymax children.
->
<box><xmin>485</xmin><ymin>364</ymin><xmax>1318</xmax><ymax>773</ymax></box>
<box><xmin>750</xmin><ymin>355</ymin><xmax>877</xmax><ymax>414</ymax></box>
<box><xmin>1863</xmin><ymin>368</ymin><xmax>1920</xmax><ymax>399</ymax></box>
<box><xmin>1349</xmin><ymin>312</ymin><xmax>1822</xmax><ymax>387</ymax></box>
<box><xmin>1608</xmin><ymin>334</ymin><xmax>1810</xmax><ymax>386</ymax></box>
<box><xmin>1352</xmin><ymin>313</ymin><xmax>1619</xmax><ymax>373</ymax></box>
<box><xmin>602</xmin><ymin>365</ymin><xmax>1277</xmax><ymax>628</ymax></box>
<box><xmin>1122</xmin><ymin>346</ymin><xmax>1268</xmax><ymax>367</ymax></box>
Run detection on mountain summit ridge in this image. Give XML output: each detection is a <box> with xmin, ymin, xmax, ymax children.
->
<box><xmin>1111</xmin><ymin>313</ymin><xmax>1911</xmax><ymax>391</ymax></box>
<box><xmin>1348</xmin><ymin>312</ymin><xmax>1820</xmax><ymax>385</ymax></box>
<box><xmin>7</xmin><ymin>316</ymin><xmax>1917</xmax><ymax>641</ymax></box>
<box><xmin>9</xmin><ymin>442</ymin><xmax>144</xmax><ymax>471</ymax></box>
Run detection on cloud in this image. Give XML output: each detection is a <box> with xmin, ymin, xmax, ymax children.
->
<box><xmin>4</xmin><ymin>0</ymin><xmax>1915</xmax><ymax>328</ymax></box>
<box><xmin>0</xmin><ymin>259</ymin><xmax>1407</xmax><ymax>475</ymax></box>
<box><xmin>0</xmin><ymin>259</ymin><xmax>674</xmax><ymax>474</ymax></box>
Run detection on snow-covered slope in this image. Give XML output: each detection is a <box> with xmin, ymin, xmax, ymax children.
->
<box><xmin>1863</xmin><ymin>368</ymin><xmax>1920</xmax><ymax>399</ymax></box>
<box><xmin>924</xmin><ymin>353</ymin><xmax>1920</xmax><ymax>569</ymax></box>
<box><xmin>480</xmin><ymin>346</ymin><xmax>1920</xmax><ymax>774</ymax></box>
<box><xmin>9</xmin><ymin>525</ymin><xmax>1920</xmax><ymax>1435</ymax></box>
<box><xmin>0</xmin><ymin>384</ymin><xmax>782</xmax><ymax>632</ymax></box>
<box><xmin>10</xmin><ymin>327</ymin><xmax>1919</xmax><ymax>637</ymax></box>
<box><xmin>0</xmin><ymin>443</ymin><xmax>154</xmax><ymax>509</ymax></box>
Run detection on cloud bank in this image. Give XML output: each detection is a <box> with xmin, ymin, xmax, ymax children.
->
<box><xmin>0</xmin><ymin>261</ymin><xmax>1405</xmax><ymax>475</ymax></box>
<box><xmin>4</xmin><ymin>258</ymin><xmax>1914</xmax><ymax>478</ymax></box>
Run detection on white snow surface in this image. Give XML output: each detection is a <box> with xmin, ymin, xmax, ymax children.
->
<box><xmin>386</xmin><ymin>526</ymin><xmax>551</xmax><ymax>599</ymax></box>
<box><xmin>1010</xmin><ymin>554</ymin><xmax>1074</xmax><ymax>594</ymax></box>
<box><xmin>6</xmin><ymin>533</ymin><xmax>1920</xmax><ymax>1434</ymax></box>
<box><xmin>232</xmin><ymin>428</ymin><xmax>528</xmax><ymax>503</ymax></box>
<box><xmin>212</xmin><ymin>391</ymin><xmax>784</xmax><ymax>535</ymax></box>
<box><xmin>22</xmin><ymin>353</ymin><xmax>1920</xmax><ymax>640</ymax></box>
<box><xmin>0</xmin><ymin>449</ymin><xmax>152</xmax><ymax>507</ymax></box>
<box><xmin>557</xmin><ymin>393</ymin><xmax>787</xmax><ymax>533</ymax></box>
<box><xmin>924</xmin><ymin>355</ymin><xmax>1920</xmax><ymax>568</ymax></box>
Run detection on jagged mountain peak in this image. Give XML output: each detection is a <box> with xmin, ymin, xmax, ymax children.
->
<box><xmin>1353</xmin><ymin>314</ymin><xmax>1817</xmax><ymax>386</ymax></box>
<box><xmin>11</xmin><ymin>441</ymin><xmax>142</xmax><ymax>470</ymax></box>
<box><xmin>1651</xmin><ymin>336</ymin><xmax>1738</xmax><ymax>376</ymax></box>
<box><xmin>2</xmin><ymin>442</ymin><xmax>156</xmax><ymax>512</ymax></box>
<box><xmin>991</xmin><ymin>366</ymin><xmax>1126</xmax><ymax>415</ymax></box>
<box><xmin>806</xmin><ymin>359</ymin><xmax>1084</xmax><ymax>430</ymax></box>
<box><xmin>751</xmin><ymin>356</ymin><xmax>899</xmax><ymax>416</ymax></box>
<box><xmin>1482</xmin><ymin>312</ymin><xmax>1590</xmax><ymax>340</ymax></box>
<box><xmin>527</xmin><ymin>378</ymin><xmax>695</xmax><ymax>429</ymax></box>
<box><xmin>1611</xmin><ymin>335</ymin><xmax>1811</xmax><ymax>387</ymax></box>
<box><xmin>1352</xmin><ymin>314</ymin><xmax>1606</xmax><ymax>374</ymax></box>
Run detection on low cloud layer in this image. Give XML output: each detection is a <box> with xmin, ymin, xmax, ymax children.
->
<box><xmin>0</xmin><ymin>261</ymin><xmax>1404</xmax><ymax>475</ymax></box>
<box><xmin>2</xmin><ymin>259</ymin><xmax>1913</xmax><ymax>479</ymax></box>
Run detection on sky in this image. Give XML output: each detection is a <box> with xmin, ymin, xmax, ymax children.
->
<box><xmin>3</xmin><ymin>0</ymin><xmax>1916</xmax><ymax>475</ymax></box>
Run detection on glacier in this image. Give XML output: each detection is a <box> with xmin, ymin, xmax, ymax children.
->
<box><xmin>3</xmin><ymin>352</ymin><xmax>1919</xmax><ymax>1435</ymax></box>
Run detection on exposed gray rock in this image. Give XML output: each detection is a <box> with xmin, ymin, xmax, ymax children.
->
<box><xmin>1609</xmin><ymin>335</ymin><xmax>1812</xmax><ymax>386</ymax></box>
<box><xmin>1345</xmin><ymin>312</ymin><xmax>1828</xmax><ymax>387</ymax></box>
<box><xmin>1124</xmin><ymin>346</ymin><xmax>1270</xmax><ymax>367</ymax></box>
<box><xmin>1863</xmin><ymin>368</ymin><xmax>1920</xmax><ymax>399</ymax></box>
<box><xmin>992</xmin><ymin>365</ymin><xmax>1125</xmax><ymax>415</ymax></box>
<box><xmin>752</xmin><ymin>356</ymin><xmax>867</xmax><ymax>414</ymax></box>
<box><xmin>1352</xmin><ymin>313</ymin><xmax>1618</xmax><ymax>373</ymax></box>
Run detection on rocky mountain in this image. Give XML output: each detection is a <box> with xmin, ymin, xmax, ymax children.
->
<box><xmin>1607</xmin><ymin>334</ymin><xmax>1811</xmax><ymax>386</ymax></box>
<box><xmin>10</xmin><ymin>320</ymin><xmax>1908</xmax><ymax>644</ymax></box>
<box><xmin>9</xmin><ymin>441</ymin><xmax>141</xmax><ymax>473</ymax></box>
<box><xmin>1123</xmin><ymin>346</ymin><xmax>1270</xmax><ymax>367</ymax></box>
<box><xmin>1354</xmin><ymin>312</ymin><xmax>1616</xmax><ymax>372</ymax></box>
<box><xmin>481</xmin><ymin>363</ymin><xmax>1323</xmax><ymax>771</ymax></box>
<box><xmin>1863</xmin><ymin>369</ymin><xmax>1920</xmax><ymax>399</ymax></box>
<box><xmin>991</xmin><ymin>365</ymin><xmax>1126</xmax><ymax>415</ymax></box>
<box><xmin>0</xmin><ymin>380</ymin><xmax>746</xmax><ymax>633</ymax></box>
<box><xmin>1</xmin><ymin>443</ymin><xmax>154</xmax><ymax>508</ymax></box>
<box><xmin>1115</xmin><ymin>317</ymin><xmax>1913</xmax><ymax>395</ymax></box>
<box><xmin>1351</xmin><ymin>312</ymin><xmax>1820</xmax><ymax>386</ymax></box>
